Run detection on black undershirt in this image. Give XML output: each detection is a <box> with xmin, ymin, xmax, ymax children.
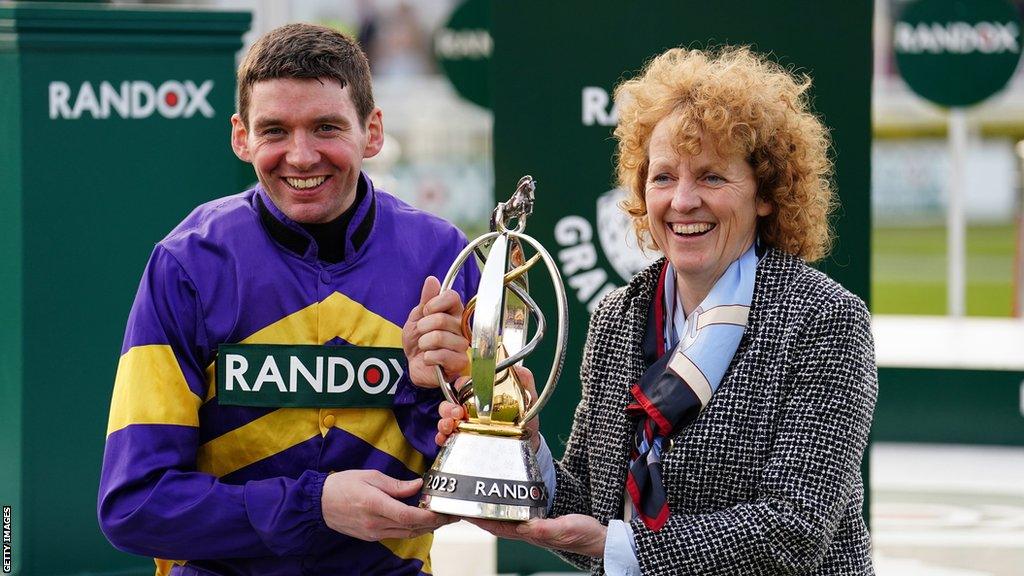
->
<box><xmin>297</xmin><ymin>183</ymin><xmax>366</xmax><ymax>264</ymax></box>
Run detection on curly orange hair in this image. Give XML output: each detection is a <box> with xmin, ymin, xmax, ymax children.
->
<box><xmin>615</xmin><ymin>46</ymin><xmax>834</xmax><ymax>262</ymax></box>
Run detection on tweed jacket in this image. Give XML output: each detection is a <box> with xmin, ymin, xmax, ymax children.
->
<box><xmin>549</xmin><ymin>248</ymin><xmax>877</xmax><ymax>575</ymax></box>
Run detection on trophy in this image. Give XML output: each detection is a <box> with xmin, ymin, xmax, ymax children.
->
<box><xmin>419</xmin><ymin>176</ymin><xmax>568</xmax><ymax>521</ymax></box>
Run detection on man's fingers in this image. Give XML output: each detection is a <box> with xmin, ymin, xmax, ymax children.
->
<box><xmin>407</xmin><ymin>277</ymin><xmax>441</xmax><ymax>325</ymax></box>
<box><xmin>423</xmin><ymin>349</ymin><xmax>470</xmax><ymax>378</ymax></box>
<box><xmin>364</xmin><ymin>472</ymin><xmax>422</xmax><ymax>498</ymax></box>
<box><xmin>420</xmin><ymin>276</ymin><xmax>441</xmax><ymax>306</ymax></box>
<box><xmin>415</xmin><ymin>311</ymin><xmax>464</xmax><ymax>335</ymax></box>
<box><xmin>423</xmin><ymin>289</ymin><xmax>464</xmax><ymax>317</ymax></box>
<box><xmin>417</xmin><ymin>330</ymin><xmax>469</xmax><ymax>355</ymax></box>
<box><xmin>377</xmin><ymin>496</ymin><xmax>448</xmax><ymax>528</ymax></box>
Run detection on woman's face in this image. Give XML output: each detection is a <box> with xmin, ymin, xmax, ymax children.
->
<box><xmin>644</xmin><ymin>114</ymin><xmax>772</xmax><ymax>289</ymax></box>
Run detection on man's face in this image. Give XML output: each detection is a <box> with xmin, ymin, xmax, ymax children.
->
<box><xmin>231</xmin><ymin>78</ymin><xmax>382</xmax><ymax>223</ymax></box>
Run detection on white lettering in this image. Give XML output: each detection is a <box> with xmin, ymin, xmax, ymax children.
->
<box><xmin>290</xmin><ymin>356</ymin><xmax>323</xmax><ymax>393</ymax></box>
<box><xmin>435</xmin><ymin>29</ymin><xmax>492</xmax><ymax>59</ymax></box>
<box><xmin>130</xmin><ymin>81</ymin><xmax>155</xmax><ymax>119</ymax></box>
<box><xmin>582</xmin><ymin>86</ymin><xmax>618</xmax><ymax>126</ymax></box>
<box><xmin>327</xmin><ymin>357</ymin><xmax>355</xmax><ymax>393</ymax></box>
<box><xmin>387</xmin><ymin>358</ymin><xmax>404</xmax><ymax>394</ymax></box>
<box><xmin>553</xmin><ymin>214</ymin><xmax>619</xmax><ymax>312</ymax></box>
<box><xmin>253</xmin><ymin>356</ymin><xmax>286</xmax><ymax>393</ymax></box>
<box><xmin>71</xmin><ymin>82</ymin><xmax>100</xmax><ymax>119</ymax></box>
<box><xmin>894</xmin><ymin>21</ymin><xmax>1020</xmax><ymax>55</ymax></box>
<box><xmin>486</xmin><ymin>483</ymin><xmax>501</xmax><ymax>497</ymax></box>
<box><xmin>49</xmin><ymin>82</ymin><xmax>71</xmax><ymax>119</ymax></box>
<box><xmin>50</xmin><ymin>79</ymin><xmax>216</xmax><ymax>120</ymax></box>
<box><xmin>100</xmin><ymin>81</ymin><xmax>130</xmax><ymax>119</ymax></box>
<box><xmin>184</xmin><ymin>80</ymin><xmax>215</xmax><ymax>118</ymax></box>
<box><xmin>554</xmin><ymin>215</ymin><xmax>592</xmax><ymax>245</ymax></box>
<box><xmin>224</xmin><ymin>354</ymin><xmax>250</xmax><ymax>391</ymax></box>
<box><xmin>558</xmin><ymin>243</ymin><xmax>598</xmax><ymax>277</ymax></box>
<box><xmin>475</xmin><ymin>481</ymin><xmax>486</xmax><ymax>496</ymax></box>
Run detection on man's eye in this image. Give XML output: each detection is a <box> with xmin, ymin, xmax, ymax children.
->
<box><xmin>318</xmin><ymin>124</ymin><xmax>340</xmax><ymax>132</ymax></box>
<box><xmin>261</xmin><ymin>127</ymin><xmax>283</xmax><ymax>136</ymax></box>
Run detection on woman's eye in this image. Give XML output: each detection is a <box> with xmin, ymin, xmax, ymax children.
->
<box><xmin>650</xmin><ymin>173</ymin><xmax>673</xmax><ymax>185</ymax></box>
<box><xmin>703</xmin><ymin>174</ymin><xmax>726</xmax><ymax>185</ymax></box>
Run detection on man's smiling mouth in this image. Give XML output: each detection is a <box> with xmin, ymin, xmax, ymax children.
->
<box><xmin>284</xmin><ymin>176</ymin><xmax>327</xmax><ymax>190</ymax></box>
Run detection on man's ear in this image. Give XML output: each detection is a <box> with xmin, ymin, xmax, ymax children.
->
<box><xmin>362</xmin><ymin>108</ymin><xmax>384</xmax><ymax>159</ymax></box>
<box><xmin>230</xmin><ymin>113</ymin><xmax>252</xmax><ymax>163</ymax></box>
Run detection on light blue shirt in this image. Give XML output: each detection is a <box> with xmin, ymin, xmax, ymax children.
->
<box><xmin>535</xmin><ymin>435</ymin><xmax>642</xmax><ymax>575</ymax></box>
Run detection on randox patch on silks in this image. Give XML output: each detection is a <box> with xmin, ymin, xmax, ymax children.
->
<box><xmin>216</xmin><ymin>344</ymin><xmax>407</xmax><ymax>408</ymax></box>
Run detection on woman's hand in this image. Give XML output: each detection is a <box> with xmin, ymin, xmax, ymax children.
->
<box><xmin>434</xmin><ymin>366</ymin><xmax>542</xmax><ymax>452</ymax></box>
<box><xmin>468</xmin><ymin>514</ymin><xmax>607</xmax><ymax>558</ymax></box>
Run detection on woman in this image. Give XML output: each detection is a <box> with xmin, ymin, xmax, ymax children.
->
<box><xmin>435</xmin><ymin>46</ymin><xmax>876</xmax><ymax>575</ymax></box>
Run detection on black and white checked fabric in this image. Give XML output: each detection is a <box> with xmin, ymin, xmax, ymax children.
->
<box><xmin>549</xmin><ymin>248</ymin><xmax>877</xmax><ymax>575</ymax></box>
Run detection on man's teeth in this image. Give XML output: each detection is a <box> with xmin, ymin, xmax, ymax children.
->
<box><xmin>671</xmin><ymin>223</ymin><xmax>714</xmax><ymax>235</ymax></box>
<box><xmin>285</xmin><ymin>176</ymin><xmax>326</xmax><ymax>190</ymax></box>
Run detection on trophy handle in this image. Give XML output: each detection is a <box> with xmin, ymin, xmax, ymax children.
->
<box><xmin>435</xmin><ymin>230</ymin><xmax>567</xmax><ymax>426</ymax></box>
<box><xmin>503</xmin><ymin>231</ymin><xmax>567</xmax><ymax>424</ymax></box>
<box><xmin>435</xmin><ymin>232</ymin><xmax>502</xmax><ymax>405</ymax></box>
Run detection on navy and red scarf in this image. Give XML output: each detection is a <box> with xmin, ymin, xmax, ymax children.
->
<box><xmin>624</xmin><ymin>245</ymin><xmax>758</xmax><ymax>530</ymax></box>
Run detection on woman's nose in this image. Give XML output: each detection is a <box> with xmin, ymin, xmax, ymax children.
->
<box><xmin>670</xmin><ymin>180</ymin><xmax>701</xmax><ymax>212</ymax></box>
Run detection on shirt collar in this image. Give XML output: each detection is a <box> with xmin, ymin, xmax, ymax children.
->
<box><xmin>254</xmin><ymin>172</ymin><xmax>377</xmax><ymax>263</ymax></box>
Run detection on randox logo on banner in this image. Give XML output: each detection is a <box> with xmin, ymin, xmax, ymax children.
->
<box><xmin>893</xmin><ymin>0</ymin><xmax>1023</xmax><ymax>108</ymax></box>
<box><xmin>48</xmin><ymin>80</ymin><xmax>215</xmax><ymax>120</ymax></box>
<box><xmin>217</xmin><ymin>344</ymin><xmax>407</xmax><ymax>408</ymax></box>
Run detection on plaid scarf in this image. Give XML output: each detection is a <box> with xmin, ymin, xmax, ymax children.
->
<box><xmin>625</xmin><ymin>244</ymin><xmax>758</xmax><ymax>530</ymax></box>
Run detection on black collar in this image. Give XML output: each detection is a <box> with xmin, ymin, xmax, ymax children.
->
<box><xmin>256</xmin><ymin>176</ymin><xmax>376</xmax><ymax>263</ymax></box>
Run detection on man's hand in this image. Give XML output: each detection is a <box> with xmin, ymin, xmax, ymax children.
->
<box><xmin>468</xmin><ymin>514</ymin><xmax>607</xmax><ymax>558</ymax></box>
<box><xmin>321</xmin><ymin>469</ymin><xmax>455</xmax><ymax>541</ymax></box>
<box><xmin>403</xmin><ymin>276</ymin><xmax>469</xmax><ymax>388</ymax></box>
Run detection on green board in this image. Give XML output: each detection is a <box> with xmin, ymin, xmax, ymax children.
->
<box><xmin>0</xmin><ymin>4</ymin><xmax>250</xmax><ymax>574</ymax></box>
<box><xmin>492</xmin><ymin>1</ymin><xmax>872</xmax><ymax>572</ymax></box>
<box><xmin>894</xmin><ymin>0</ymin><xmax>1023</xmax><ymax>108</ymax></box>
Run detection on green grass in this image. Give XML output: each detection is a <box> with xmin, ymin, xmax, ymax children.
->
<box><xmin>871</xmin><ymin>224</ymin><xmax>1020</xmax><ymax>317</ymax></box>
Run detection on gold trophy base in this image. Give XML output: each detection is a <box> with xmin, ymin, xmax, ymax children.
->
<box><xmin>419</xmin><ymin>428</ymin><xmax>548</xmax><ymax>521</ymax></box>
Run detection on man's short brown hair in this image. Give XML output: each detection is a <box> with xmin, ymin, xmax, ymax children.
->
<box><xmin>236</xmin><ymin>23</ymin><xmax>374</xmax><ymax>125</ymax></box>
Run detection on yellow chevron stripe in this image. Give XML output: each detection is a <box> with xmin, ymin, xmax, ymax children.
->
<box><xmin>107</xmin><ymin>345</ymin><xmax>202</xmax><ymax>436</ymax></box>
<box><xmin>327</xmin><ymin>408</ymin><xmax>429</xmax><ymax>474</ymax></box>
<box><xmin>381</xmin><ymin>534</ymin><xmax>432</xmax><ymax>573</ymax></box>
<box><xmin>320</xmin><ymin>291</ymin><xmax>403</xmax><ymax>347</ymax></box>
<box><xmin>196</xmin><ymin>408</ymin><xmax>320</xmax><ymax>477</ymax></box>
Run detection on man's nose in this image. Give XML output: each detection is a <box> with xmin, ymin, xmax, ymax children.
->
<box><xmin>286</xmin><ymin>132</ymin><xmax>319</xmax><ymax>170</ymax></box>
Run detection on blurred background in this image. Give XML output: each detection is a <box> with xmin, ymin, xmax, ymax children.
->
<box><xmin>1</xmin><ymin>0</ymin><xmax>1022</xmax><ymax>575</ymax></box>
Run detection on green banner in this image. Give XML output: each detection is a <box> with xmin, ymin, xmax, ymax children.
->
<box><xmin>894</xmin><ymin>0</ymin><xmax>1023</xmax><ymax>108</ymax></box>
<box><xmin>217</xmin><ymin>344</ymin><xmax>406</xmax><ymax>408</ymax></box>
